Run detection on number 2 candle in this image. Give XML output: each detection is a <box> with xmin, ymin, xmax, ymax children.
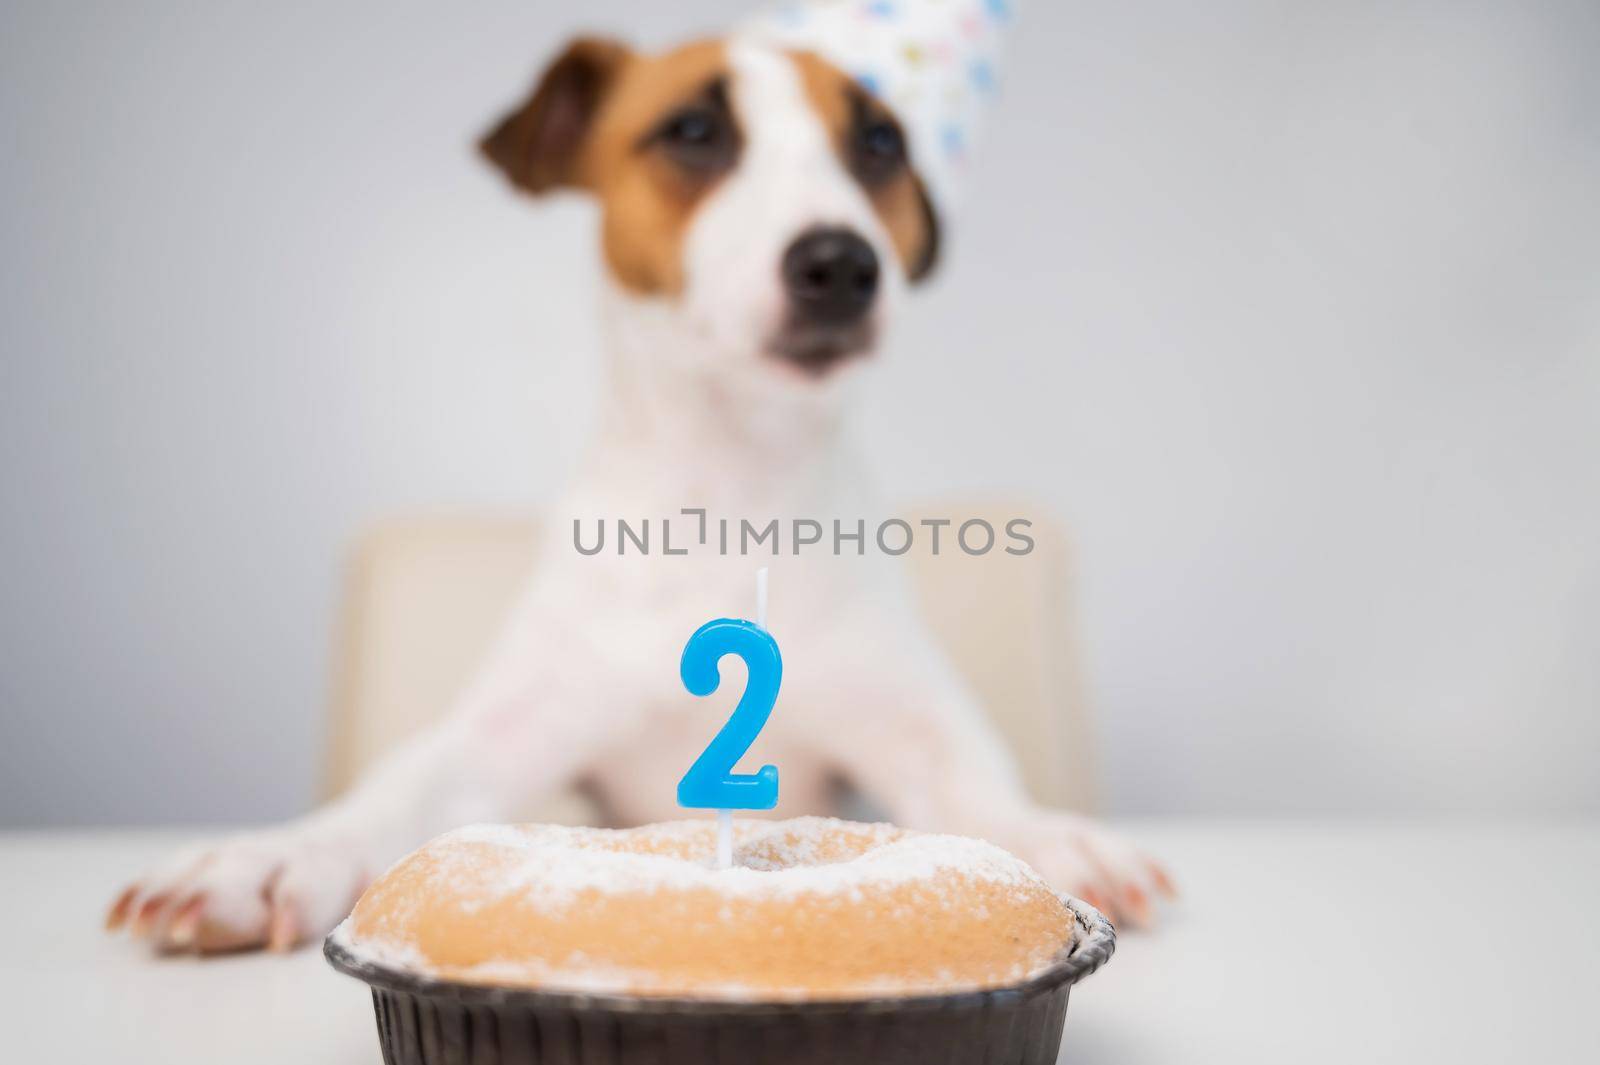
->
<box><xmin>678</xmin><ymin>568</ymin><xmax>780</xmax><ymax>868</ymax></box>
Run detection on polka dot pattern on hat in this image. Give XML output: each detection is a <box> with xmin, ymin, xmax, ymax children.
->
<box><xmin>744</xmin><ymin>0</ymin><xmax>1014</xmax><ymax>221</ymax></box>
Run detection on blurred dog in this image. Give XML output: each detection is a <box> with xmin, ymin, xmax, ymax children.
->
<box><xmin>107</xmin><ymin>33</ymin><xmax>1170</xmax><ymax>953</ymax></box>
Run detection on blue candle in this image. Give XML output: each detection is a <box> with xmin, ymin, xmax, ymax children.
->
<box><xmin>676</xmin><ymin>617</ymin><xmax>782</xmax><ymax>811</ymax></box>
<box><xmin>678</xmin><ymin>570</ymin><xmax>780</xmax><ymax>868</ymax></box>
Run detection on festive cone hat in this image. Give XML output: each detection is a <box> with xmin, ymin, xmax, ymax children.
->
<box><xmin>744</xmin><ymin>0</ymin><xmax>1014</xmax><ymax>223</ymax></box>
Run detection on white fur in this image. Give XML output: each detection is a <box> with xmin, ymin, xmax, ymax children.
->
<box><xmin>680</xmin><ymin>43</ymin><xmax>904</xmax><ymax>376</ymax></box>
<box><xmin>111</xmin><ymin>42</ymin><xmax>1165</xmax><ymax>952</ymax></box>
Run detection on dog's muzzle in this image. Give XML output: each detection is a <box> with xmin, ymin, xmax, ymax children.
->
<box><xmin>772</xmin><ymin>226</ymin><xmax>879</xmax><ymax>374</ymax></box>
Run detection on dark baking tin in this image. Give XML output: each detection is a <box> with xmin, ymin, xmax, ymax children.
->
<box><xmin>325</xmin><ymin>897</ymin><xmax>1115</xmax><ymax>1065</ymax></box>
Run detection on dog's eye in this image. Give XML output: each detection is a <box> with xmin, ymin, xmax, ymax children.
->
<box><xmin>652</xmin><ymin>106</ymin><xmax>735</xmax><ymax>173</ymax></box>
<box><xmin>664</xmin><ymin>109</ymin><xmax>716</xmax><ymax>146</ymax></box>
<box><xmin>852</xmin><ymin>116</ymin><xmax>906</xmax><ymax>184</ymax></box>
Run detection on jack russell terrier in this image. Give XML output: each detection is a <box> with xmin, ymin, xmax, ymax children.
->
<box><xmin>107</xmin><ymin>28</ymin><xmax>1171</xmax><ymax>954</ymax></box>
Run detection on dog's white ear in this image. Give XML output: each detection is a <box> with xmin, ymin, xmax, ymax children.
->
<box><xmin>480</xmin><ymin>37</ymin><xmax>632</xmax><ymax>195</ymax></box>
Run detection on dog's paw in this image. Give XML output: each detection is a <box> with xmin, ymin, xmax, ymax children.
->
<box><xmin>995</xmin><ymin>811</ymin><xmax>1175</xmax><ymax>930</ymax></box>
<box><xmin>104</xmin><ymin>824</ymin><xmax>372</xmax><ymax>954</ymax></box>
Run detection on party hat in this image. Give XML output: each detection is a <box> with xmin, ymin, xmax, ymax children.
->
<box><xmin>743</xmin><ymin>0</ymin><xmax>1015</xmax><ymax>221</ymax></box>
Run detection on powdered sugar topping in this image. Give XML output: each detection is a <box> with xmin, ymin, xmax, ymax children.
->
<box><xmin>431</xmin><ymin>816</ymin><xmax>1046</xmax><ymax>911</ymax></box>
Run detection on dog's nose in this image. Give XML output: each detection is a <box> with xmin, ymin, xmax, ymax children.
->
<box><xmin>781</xmin><ymin>227</ymin><xmax>879</xmax><ymax>325</ymax></box>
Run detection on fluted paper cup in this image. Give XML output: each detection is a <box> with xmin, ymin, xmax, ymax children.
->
<box><xmin>325</xmin><ymin>897</ymin><xmax>1114</xmax><ymax>1065</ymax></box>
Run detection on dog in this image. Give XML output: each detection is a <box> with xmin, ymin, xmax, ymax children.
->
<box><xmin>106</xmin><ymin>31</ymin><xmax>1171</xmax><ymax>954</ymax></box>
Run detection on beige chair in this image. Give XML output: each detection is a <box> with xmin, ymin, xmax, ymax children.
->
<box><xmin>322</xmin><ymin>503</ymin><xmax>1097</xmax><ymax>817</ymax></box>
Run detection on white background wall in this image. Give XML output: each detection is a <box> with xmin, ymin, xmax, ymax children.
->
<box><xmin>3</xmin><ymin>0</ymin><xmax>1597</xmax><ymax>826</ymax></box>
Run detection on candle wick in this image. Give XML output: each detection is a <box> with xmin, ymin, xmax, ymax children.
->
<box><xmin>717</xmin><ymin>808</ymin><xmax>734</xmax><ymax>870</ymax></box>
<box><xmin>756</xmin><ymin>566</ymin><xmax>769</xmax><ymax>631</ymax></box>
<box><xmin>714</xmin><ymin>567</ymin><xmax>765</xmax><ymax>870</ymax></box>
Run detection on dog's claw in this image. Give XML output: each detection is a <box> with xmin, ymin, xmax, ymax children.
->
<box><xmin>1079</xmin><ymin>887</ymin><xmax>1112</xmax><ymax>917</ymax></box>
<box><xmin>131</xmin><ymin>893</ymin><xmax>172</xmax><ymax>938</ymax></box>
<box><xmin>1123</xmin><ymin>884</ymin><xmax>1152</xmax><ymax>927</ymax></box>
<box><xmin>105</xmin><ymin>885</ymin><xmax>138</xmax><ymax>931</ymax></box>
<box><xmin>267</xmin><ymin>902</ymin><xmax>299</xmax><ymax>952</ymax></box>
<box><xmin>165</xmin><ymin>895</ymin><xmax>204</xmax><ymax>950</ymax></box>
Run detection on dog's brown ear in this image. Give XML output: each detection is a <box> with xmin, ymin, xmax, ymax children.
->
<box><xmin>480</xmin><ymin>37</ymin><xmax>632</xmax><ymax>195</ymax></box>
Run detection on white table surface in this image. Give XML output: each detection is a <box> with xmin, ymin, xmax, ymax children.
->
<box><xmin>2</xmin><ymin>821</ymin><xmax>1595</xmax><ymax>1064</ymax></box>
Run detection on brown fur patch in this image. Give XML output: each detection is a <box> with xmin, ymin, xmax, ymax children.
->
<box><xmin>481</xmin><ymin>38</ymin><xmax>633</xmax><ymax>195</ymax></box>
<box><xmin>582</xmin><ymin>41</ymin><xmax>736</xmax><ymax>294</ymax></box>
<box><xmin>483</xmin><ymin>39</ymin><xmax>734</xmax><ymax>295</ymax></box>
<box><xmin>793</xmin><ymin>52</ymin><xmax>940</xmax><ymax>282</ymax></box>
